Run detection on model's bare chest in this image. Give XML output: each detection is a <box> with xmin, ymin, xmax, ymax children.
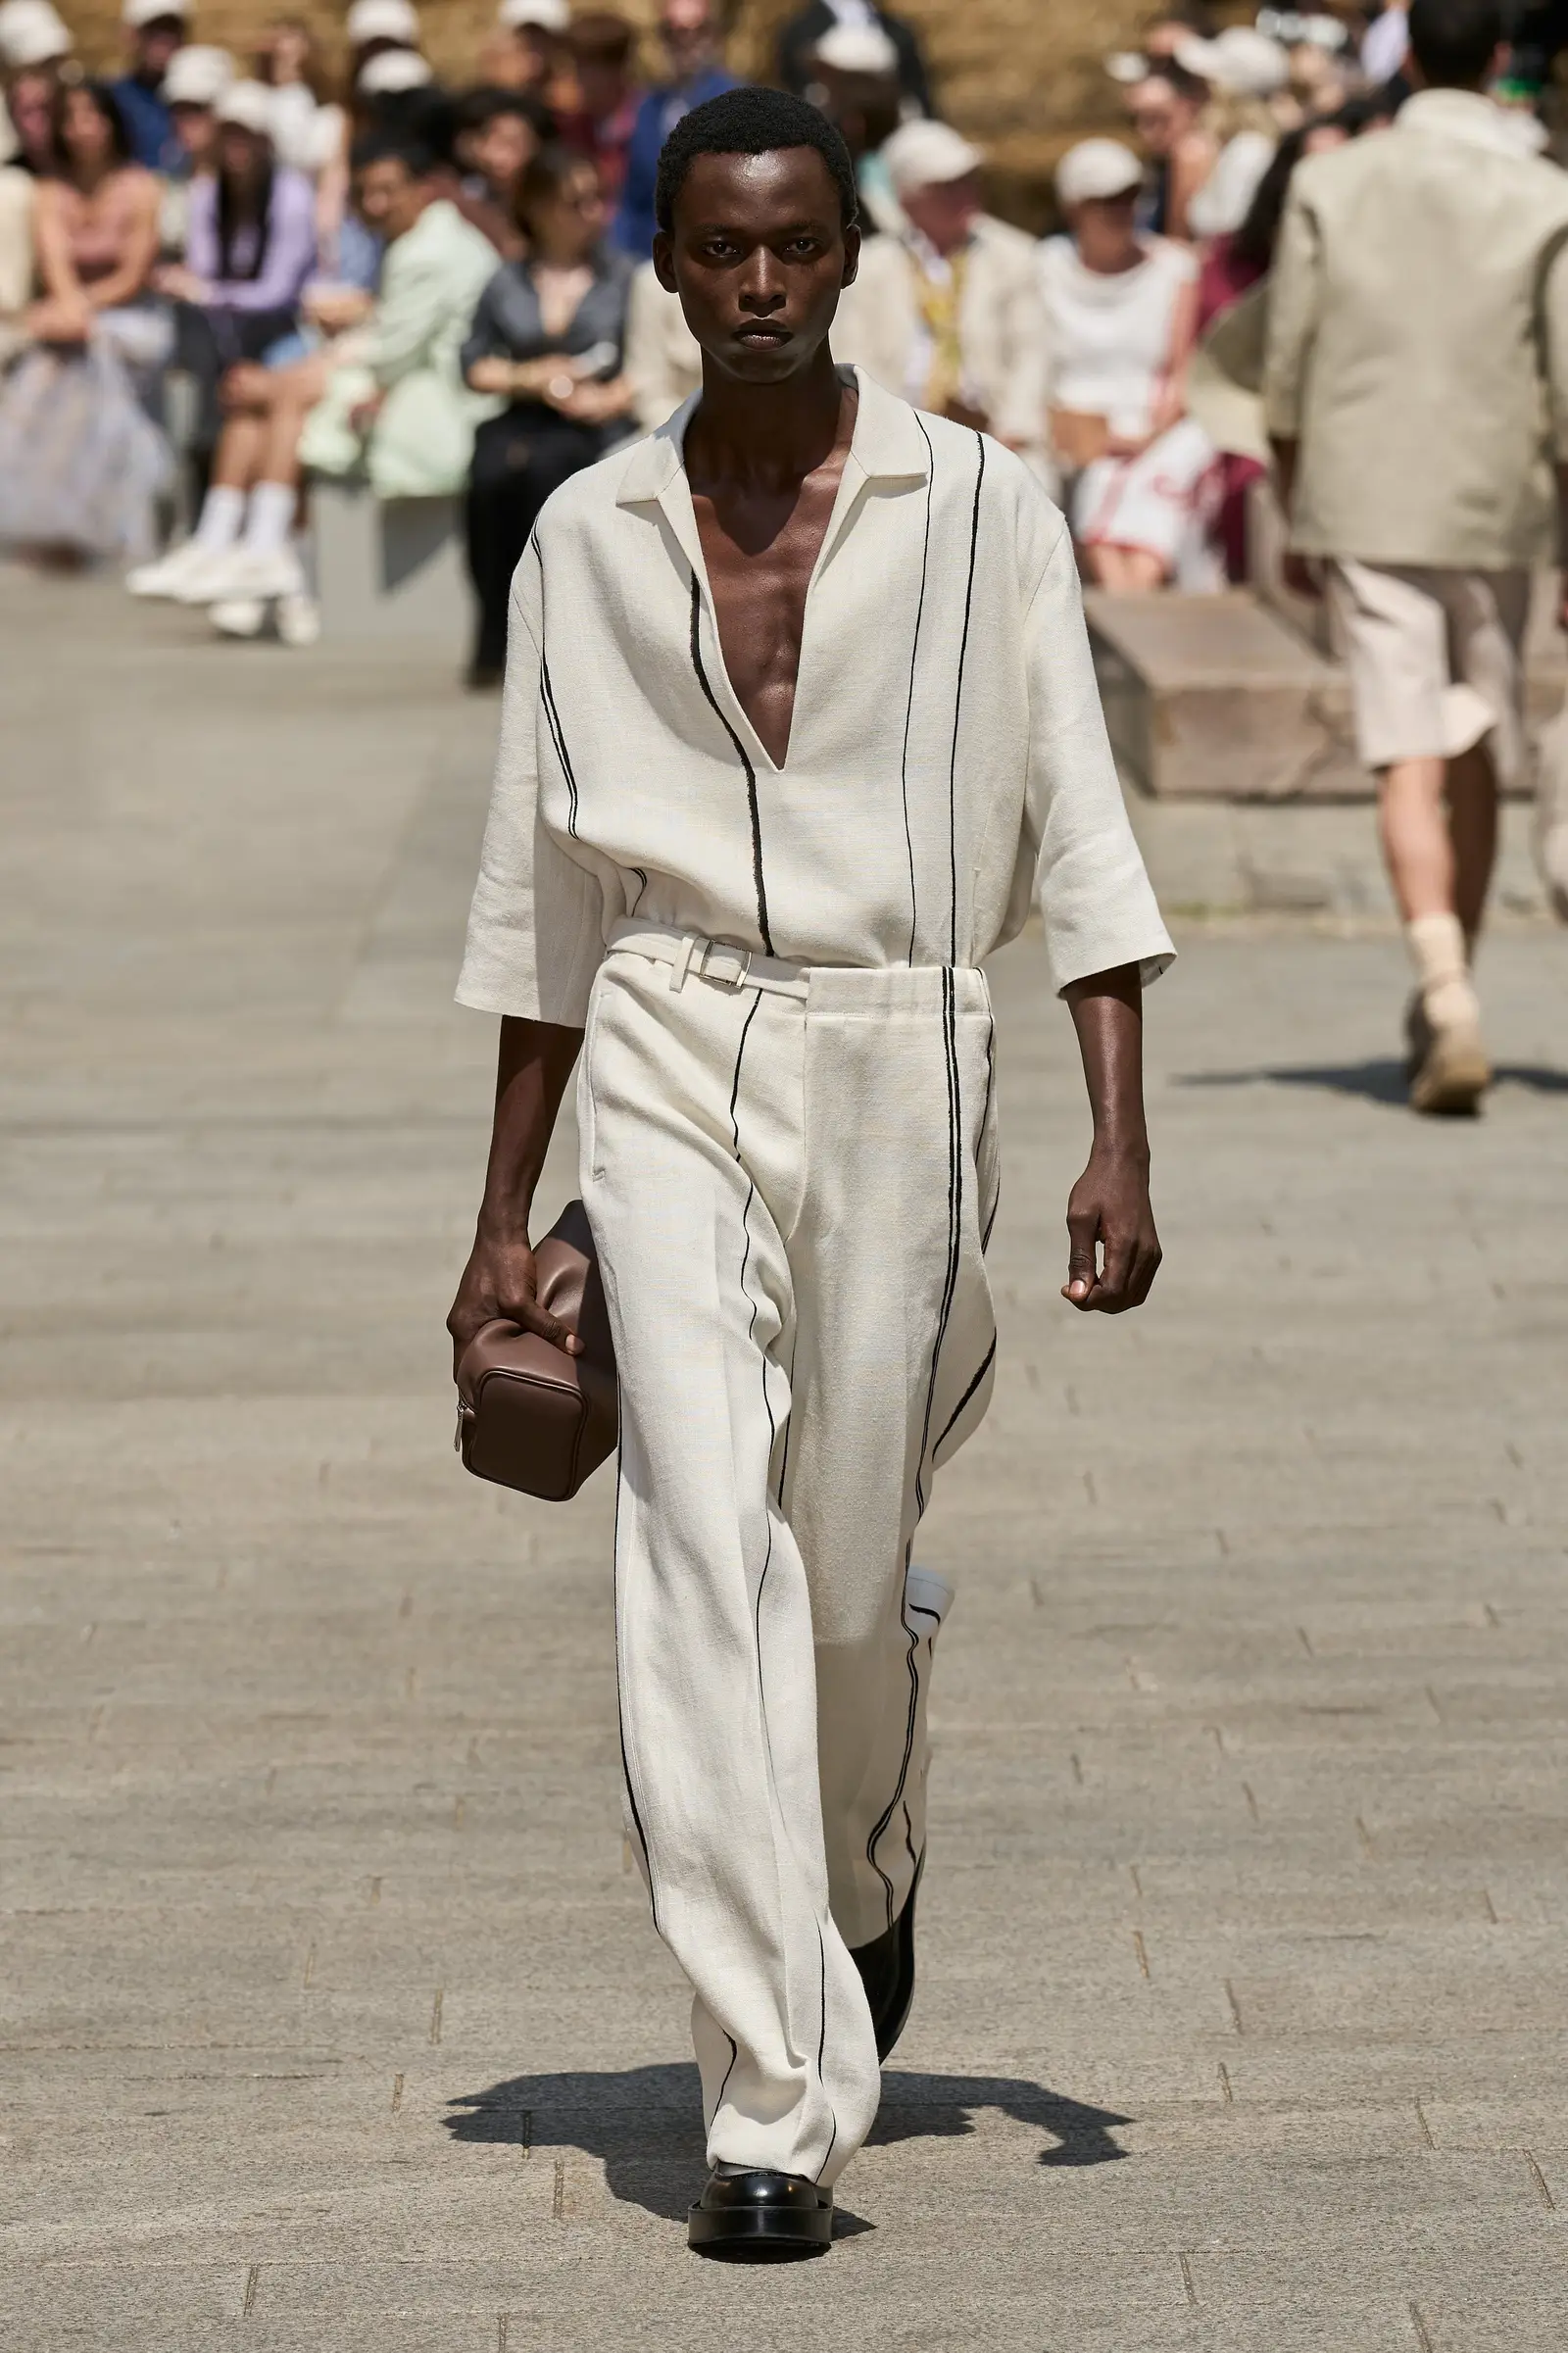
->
<box><xmin>690</xmin><ymin>460</ymin><xmax>848</xmax><ymax>771</ymax></box>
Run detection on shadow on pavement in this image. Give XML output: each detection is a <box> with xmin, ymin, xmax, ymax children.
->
<box><xmin>1175</xmin><ymin>1059</ymin><xmax>1568</xmax><ymax>1105</ymax></box>
<box><xmin>445</xmin><ymin>2064</ymin><xmax>1130</xmax><ymax>2224</ymax></box>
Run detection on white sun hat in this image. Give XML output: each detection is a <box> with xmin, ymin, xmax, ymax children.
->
<box><xmin>1174</xmin><ymin>25</ymin><xmax>1291</xmax><ymax>95</ymax></box>
<box><xmin>162</xmin><ymin>43</ymin><xmax>235</xmax><ymax>106</ymax></box>
<box><xmin>1054</xmin><ymin>137</ymin><xmax>1144</xmax><ymax>208</ymax></box>
<box><xmin>815</xmin><ymin>23</ymin><xmax>900</xmax><ymax>75</ymax></box>
<box><xmin>216</xmin><ymin>78</ymin><xmax>276</xmax><ymax>135</ymax></box>
<box><xmin>0</xmin><ymin>0</ymin><xmax>73</xmax><ymax>67</ymax></box>
<box><xmin>1103</xmin><ymin>49</ymin><xmax>1150</xmax><ymax>84</ymax></box>
<box><xmin>346</xmin><ymin>0</ymin><xmax>419</xmax><ymax>47</ymax></box>
<box><xmin>356</xmin><ymin>46</ymin><xmax>433</xmax><ymax>92</ymax></box>
<box><xmin>122</xmin><ymin>0</ymin><xmax>190</xmax><ymax>25</ymax></box>
<box><xmin>498</xmin><ymin>0</ymin><xmax>569</xmax><ymax>28</ymax></box>
<box><xmin>882</xmin><ymin>118</ymin><xmax>984</xmax><ymax>200</ymax></box>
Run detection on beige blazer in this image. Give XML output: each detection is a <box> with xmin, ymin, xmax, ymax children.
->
<box><xmin>1263</xmin><ymin>89</ymin><xmax>1568</xmax><ymax>569</ymax></box>
<box><xmin>834</xmin><ymin>218</ymin><xmax>1051</xmax><ymax>467</ymax></box>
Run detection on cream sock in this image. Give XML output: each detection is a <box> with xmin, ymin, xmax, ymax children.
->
<box><xmin>192</xmin><ymin>484</ymin><xmax>245</xmax><ymax>555</ymax></box>
<box><xmin>243</xmin><ymin>480</ymin><xmax>299</xmax><ymax>560</ymax></box>
<box><xmin>1406</xmin><ymin>910</ymin><xmax>1480</xmax><ymax>1032</ymax></box>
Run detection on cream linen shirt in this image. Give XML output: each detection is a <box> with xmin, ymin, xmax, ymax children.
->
<box><xmin>1263</xmin><ymin>88</ymin><xmax>1568</xmax><ymax>569</ymax></box>
<box><xmin>457</xmin><ymin>367</ymin><xmax>1172</xmax><ymax>1024</ymax></box>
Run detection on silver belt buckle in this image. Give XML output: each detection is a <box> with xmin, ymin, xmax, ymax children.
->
<box><xmin>698</xmin><ymin>938</ymin><xmax>752</xmax><ymax>989</ymax></box>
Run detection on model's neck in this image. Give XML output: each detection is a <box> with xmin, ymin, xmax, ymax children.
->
<box><xmin>687</xmin><ymin>345</ymin><xmax>850</xmax><ymax>491</ymax></box>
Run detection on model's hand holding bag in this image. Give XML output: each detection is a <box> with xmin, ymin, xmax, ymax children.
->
<box><xmin>454</xmin><ymin>1201</ymin><xmax>617</xmax><ymax>1500</ymax></box>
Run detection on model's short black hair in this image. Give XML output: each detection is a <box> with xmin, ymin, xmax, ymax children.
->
<box><xmin>655</xmin><ymin>86</ymin><xmax>858</xmax><ymax>235</ymax></box>
<box><xmin>1407</xmin><ymin>0</ymin><xmax>1501</xmax><ymax>86</ymax></box>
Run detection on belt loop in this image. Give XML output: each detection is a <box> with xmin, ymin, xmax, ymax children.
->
<box><xmin>669</xmin><ymin>932</ymin><xmax>697</xmax><ymax>991</ymax></box>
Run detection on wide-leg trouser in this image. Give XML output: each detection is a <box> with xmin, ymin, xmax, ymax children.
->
<box><xmin>579</xmin><ymin>944</ymin><xmax>1000</xmax><ymax>2187</ymax></box>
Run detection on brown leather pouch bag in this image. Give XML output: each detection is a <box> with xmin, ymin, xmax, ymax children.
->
<box><xmin>454</xmin><ymin>1201</ymin><xmax>617</xmax><ymax>1500</ymax></box>
<box><xmin>1050</xmin><ymin>407</ymin><xmax>1111</xmax><ymax>468</ymax></box>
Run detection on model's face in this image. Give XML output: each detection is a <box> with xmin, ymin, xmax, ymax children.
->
<box><xmin>900</xmin><ymin>172</ymin><xmax>981</xmax><ymax>258</ymax></box>
<box><xmin>654</xmin><ymin>146</ymin><xmax>858</xmax><ymax>387</ymax></box>
<box><xmin>472</xmin><ymin>108</ymin><xmax>537</xmax><ymax>196</ymax></box>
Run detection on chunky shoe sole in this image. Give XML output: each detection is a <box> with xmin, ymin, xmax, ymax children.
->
<box><xmin>688</xmin><ymin>2201</ymin><xmax>833</xmax><ymax>2260</ymax></box>
<box><xmin>1409</xmin><ymin>1025</ymin><xmax>1490</xmax><ymax>1116</ymax></box>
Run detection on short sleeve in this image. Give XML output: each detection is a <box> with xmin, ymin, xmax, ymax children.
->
<box><xmin>455</xmin><ymin>552</ymin><xmax>608</xmax><ymax>1025</ymax></box>
<box><xmin>1022</xmin><ymin>515</ymin><xmax>1175</xmax><ymax>994</ymax></box>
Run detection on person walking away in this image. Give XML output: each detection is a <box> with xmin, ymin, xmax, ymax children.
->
<box><xmin>112</xmin><ymin>0</ymin><xmax>188</xmax><ymax>173</ymax></box>
<box><xmin>612</xmin><ymin>0</ymin><xmax>734</xmax><ymax>261</ymax></box>
<box><xmin>776</xmin><ymin>0</ymin><xmax>933</xmax><ymax>117</ymax></box>
<box><xmin>461</xmin><ymin>143</ymin><xmax>635</xmax><ymax>684</ymax></box>
<box><xmin>1264</xmin><ymin>0</ymin><xmax>1568</xmax><ymax>1114</ymax></box>
<box><xmin>836</xmin><ymin>117</ymin><xmax>1052</xmax><ymax>480</ymax></box>
<box><xmin>1040</xmin><ymin>137</ymin><xmax>1218</xmax><ymax>590</ymax></box>
<box><xmin>448</xmin><ymin>84</ymin><xmax>1172</xmax><ymax>2259</ymax></box>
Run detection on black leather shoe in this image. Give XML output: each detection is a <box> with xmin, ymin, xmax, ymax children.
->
<box><xmin>850</xmin><ymin>1862</ymin><xmax>921</xmax><ymax>2061</ymax></box>
<box><xmin>687</xmin><ymin>2167</ymin><xmax>833</xmax><ymax>2260</ymax></box>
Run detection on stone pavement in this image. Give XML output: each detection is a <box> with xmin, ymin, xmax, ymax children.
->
<box><xmin>3</xmin><ymin>566</ymin><xmax>1568</xmax><ymax>2353</ymax></box>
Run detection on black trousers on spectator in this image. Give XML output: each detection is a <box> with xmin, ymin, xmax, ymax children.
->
<box><xmin>466</xmin><ymin>403</ymin><xmax>605</xmax><ymax>675</ymax></box>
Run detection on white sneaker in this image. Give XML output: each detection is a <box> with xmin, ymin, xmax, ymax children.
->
<box><xmin>275</xmin><ymin>590</ymin><xmax>320</xmax><ymax>648</ymax></box>
<box><xmin>125</xmin><ymin>539</ymin><xmax>224</xmax><ymax>600</ymax></box>
<box><xmin>209</xmin><ymin>596</ymin><xmax>269</xmax><ymax>640</ymax></box>
<box><xmin>183</xmin><ymin>545</ymin><xmax>306</xmax><ymax>606</ymax></box>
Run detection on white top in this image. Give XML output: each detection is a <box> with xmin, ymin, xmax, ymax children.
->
<box><xmin>458</xmin><ymin>369</ymin><xmax>1171</xmax><ymax>1021</ymax></box>
<box><xmin>1038</xmin><ymin>234</ymin><xmax>1197</xmax><ymax>441</ymax></box>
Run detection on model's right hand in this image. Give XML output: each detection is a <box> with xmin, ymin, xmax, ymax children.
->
<box><xmin>447</xmin><ymin>1223</ymin><xmax>584</xmax><ymax>1378</ymax></box>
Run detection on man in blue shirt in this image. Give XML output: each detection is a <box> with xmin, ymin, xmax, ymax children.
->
<box><xmin>111</xmin><ymin>0</ymin><xmax>188</xmax><ymax>173</ymax></box>
<box><xmin>612</xmin><ymin>0</ymin><xmax>736</xmax><ymax>260</ymax></box>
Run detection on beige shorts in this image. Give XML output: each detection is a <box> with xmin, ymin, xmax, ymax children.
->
<box><xmin>1325</xmin><ymin>561</ymin><xmax>1530</xmax><ymax>786</ymax></box>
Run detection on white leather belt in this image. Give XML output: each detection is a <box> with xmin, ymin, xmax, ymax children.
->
<box><xmin>607</xmin><ymin>919</ymin><xmax>808</xmax><ymax>999</ymax></box>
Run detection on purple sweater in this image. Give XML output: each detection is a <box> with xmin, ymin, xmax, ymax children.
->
<box><xmin>186</xmin><ymin>168</ymin><xmax>318</xmax><ymax>315</ymax></box>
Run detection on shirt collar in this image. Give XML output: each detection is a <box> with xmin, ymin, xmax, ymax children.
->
<box><xmin>1395</xmin><ymin>87</ymin><xmax>1539</xmax><ymax>157</ymax></box>
<box><xmin>615</xmin><ymin>363</ymin><xmax>933</xmax><ymax>511</ymax></box>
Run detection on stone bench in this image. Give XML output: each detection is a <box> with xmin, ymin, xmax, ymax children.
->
<box><xmin>311</xmin><ymin>482</ymin><xmax>469</xmax><ymax>651</ymax></box>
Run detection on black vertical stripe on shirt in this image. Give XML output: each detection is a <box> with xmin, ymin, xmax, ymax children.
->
<box><xmin>688</xmin><ymin>570</ymin><xmax>775</xmax><ymax>956</ymax></box>
<box><xmin>902</xmin><ymin>415</ymin><xmax>936</xmax><ymax>964</ymax></box>
<box><xmin>532</xmin><ymin>537</ymin><xmax>579</xmax><ymax>838</ymax></box>
<box><xmin>948</xmin><ymin>434</ymin><xmax>987</xmax><ymax>964</ymax></box>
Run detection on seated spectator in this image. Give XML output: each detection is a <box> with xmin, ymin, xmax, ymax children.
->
<box><xmin>0</xmin><ymin>78</ymin><xmax>170</xmax><ymax>561</ymax></box>
<box><xmin>1</xmin><ymin>0</ymin><xmax>72</xmax><ymax>174</ymax></box>
<box><xmin>131</xmin><ymin>132</ymin><xmax>500</xmax><ymax>636</ymax></box>
<box><xmin>486</xmin><ymin>0</ymin><xmax>569</xmax><ymax>100</ymax></box>
<box><xmin>453</xmin><ymin>85</ymin><xmax>551</xmax><ymax>255</ymax></box>
<box><xmin>462</xmin><ymin>142</ymin><xmax>635</xmax><ymax>683</ymax></box>
<box><xmin>557</xmin><ymin>11</ymin><xmax>640</xmax><ymax>206</ymax></box>
<box><xmin>154</xmin><ymin>80</ymin><xmax>318</xmax><ymax>379</ymax></box>
<box><xmin>777</xmin><ymin>1</ymin><xmax>933</xmax><ymax>117</ymax></box>
<box><xmin>157</xmin><ymin>44</ymin><xmax>232</xmax><ymax>259</ymax></box>
<box><xmin>1125</xmin><ymin>59</ymin><xmax>1215</xmax><ymax>240</ymax></box>
<box><xmin>112</xmin><ymin>0</ymin><xmax>189</xmax><ymax>173</ymax></box>
<box><xmin>0</xmin><ymin>152</ymin><xmax>33</xmax><ymax>363</ymax></box>
<box><xmin>1173</xmin><ymin>25</ymin><xmax>1290</xmax><ymax>240</ymax></box>
<box><xmin>1040</xmin><ymin>137</ymin><xmax>1219</xmax><ymax>591</ymax></box>
<box><xmin>810</xmin><ymin>22</ymin><xmax>906</xmax><ymax>233</ymax></box>
<box><xmin>254</xmin><ymin>18</ymin><xmax>334</xmax><ymax>178</ymax></box>
<box><xmin>836</xmin><ymin>119</ymin><xmax>1051</xmax><ymax>476</ymax></box>
<box><xmin>613</xmin><ymin>0</ymin><xmax>735</xmax><ymax>261</ymax></box>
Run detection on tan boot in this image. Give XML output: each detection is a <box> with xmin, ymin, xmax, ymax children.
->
<box><xmin>1407</xmin><ymin>1001</ymin><xmax>1491</xmax><ymax>1115</ymax></box>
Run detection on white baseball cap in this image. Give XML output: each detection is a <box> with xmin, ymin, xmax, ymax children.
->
<box><xmin>163</xmin><ymin>43</ymin><xmax>234</xmax><ymax>105</ymax></box>
<box><xmin>216</xmin><ymin>77</ymin><xmax>276</xmax><ymax>135</ymax></box>
<box><xmin>122</xmin><ymin>0</ymin><xmax>190</xmax><ymax>25</ymax></box>
<box><xmin>882</xmin><ymin>118</ymin><xmax>984</xmax><ymax>201</ymax></box>
<box><xmin>498</xmin><ymin>0</ymin><xmax>569</xmax><ymax>28</ymax></box>
<box><xmin>357</xmin><ymin>46</ymin><xmax>433</xmax><ymax>92</ymax></box>
<box><xmin>1174</xmin><ymin>25</ymin><xmax>1291</xmax><ymax>96</ymax></box>
<box><xmin>0</xmin><ymin>0</ymin><xmax>73</xmax><ymax>66</ymax></box>
<box><xmin>814</xmin><ymin>23</ymin><xmax>899</xmax><ymax>75</ymax></box>
<box><xmin>346</xmin><ymin>0</ymin><xmax>419</xmax><ymax>46</ymax></box>
<box><xmin>1054</xmin><ymin>137</ymin><xmax>1144</xmax><ymax>208</ymax></box>
<box><xmin>1103</xmin><ymin>49</ymin><xmax>1149</xmax><ymax>85</ymax></box>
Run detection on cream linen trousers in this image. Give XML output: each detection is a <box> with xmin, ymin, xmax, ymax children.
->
<box><xmin>581</xmin><ymin>923</ymin><xmax>1001</xmax><ymax>2187</ymax></box>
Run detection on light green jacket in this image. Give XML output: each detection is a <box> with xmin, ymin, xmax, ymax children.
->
<box><xmin>300</xmin><ymin>198</ymin><xmax>502</xmax><ymax>500</ymax></box>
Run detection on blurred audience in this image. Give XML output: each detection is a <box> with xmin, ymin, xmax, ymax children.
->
<box><xmin>1125</xmin><ymin>58</ymin><xmax>1217</xmax><ymax>239</ymax></box>
<box><xmin>462</xmin><ymin>141</ymin><xmax>634</xmax><ymax>682</ymax></box>
<box><xmin>778</xmin><ymin>0</ymin><xmax>933</xmax><ymax>118</ymax></box>
<box><xmin>614</xmin><ymin>0</ymin><xmax>735</xmax><ymax>259</ymax></box>
<box><xmin>1040</xmin><ymin>136</ymin><xmax>1219</xmax><ymax>589</ymax></box>
<box><xmin>809</xmin><ymin>21</ymin><xmax>905</xmax><ymax>231</ymax></box>
<box><xmin>2</xmin><ymin>0</ymin><xmax>73</xmax><ymax>176</ymax></box>
<box><xmin>839</xmin><ymin>118</ymin><xmax>1051</xmax><ymax>473</ymax></box>
<box><xmin>113</xmin><ymin>0</ymin><xmax>189</xmax><ymax>173</ymax></box>
<box><xmin>487</xmin><ymin>0</ymin><xmax>569</xmax><ymax>101</ymax></box>
<box><xmin>557</xmin><ymin>10</ymin><xmax>640</xmax><ymax>205</ymax></box>
<box><xmin>454</xmin><ymin>85</ymin><xmax>550</xmax><ymax>255</ymax></box>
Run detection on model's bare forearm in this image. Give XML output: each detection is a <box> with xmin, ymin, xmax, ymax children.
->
<box><xmin>476</xmin><ymin>1015</ymin><xmax>584</xmax><ymax>1238</ymax></box>
<box><xmin>1064</xmin><ymin>963</ymin><xmax>1149</xmax><ymax>1158</ymax></box>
